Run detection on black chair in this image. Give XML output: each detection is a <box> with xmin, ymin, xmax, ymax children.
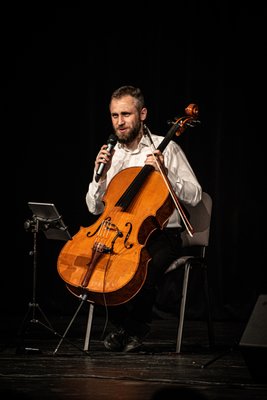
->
<box><xmin>163</xmin><ymin>191</ymin><xmax>215</xmax><ymax>353</ymax></box>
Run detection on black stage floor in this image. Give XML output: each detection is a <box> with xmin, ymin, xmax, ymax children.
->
<box><xmin>1</xmin><ymin>307</ymin><xmax>267</xmax><ymax>400</ymax></box>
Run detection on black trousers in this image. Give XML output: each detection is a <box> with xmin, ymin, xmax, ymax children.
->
<box><xmin>107</xmin><ymin>227</ymin><xmax>183</xmax><ymax>337</ymax></box>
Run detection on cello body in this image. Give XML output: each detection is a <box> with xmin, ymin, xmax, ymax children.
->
<box><xmin>57</xmin><ymin>166</ymin><xmax>175</xmax><ymax>306</ymax></box>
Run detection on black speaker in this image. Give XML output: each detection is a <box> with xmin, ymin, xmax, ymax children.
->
<box><xmin>239</xmin><ymin>294</ymin><xmax>267</xmax><ymax>383</ymax></box>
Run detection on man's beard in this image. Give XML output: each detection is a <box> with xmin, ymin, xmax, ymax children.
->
<box><xmin>116</xmin><ymin>122</ymin><xmax>142</xmax><ymax>145</ymax></box>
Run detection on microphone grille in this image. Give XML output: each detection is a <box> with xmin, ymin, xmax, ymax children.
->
<box><xmin>107</xmin><ymin>134</ymin><xmax>118</xmax><ymax>145</ymax></box>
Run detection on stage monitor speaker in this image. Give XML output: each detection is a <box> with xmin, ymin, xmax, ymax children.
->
<box><xmin>239</xmin><ymin>294</ymin><xmax>267</xmax><ymax>383</ymax></box>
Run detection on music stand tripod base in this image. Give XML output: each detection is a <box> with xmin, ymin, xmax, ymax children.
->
<box><xmin>17</xmin><ymin>202</ymin><xmax>72</xmax><ymax>353</ymax></box>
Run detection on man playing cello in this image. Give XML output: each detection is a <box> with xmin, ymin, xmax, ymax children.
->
<box><xmin>85</xmin><ymin>85</ymin><xmax>202</xmax><ymax>352</ymax></box>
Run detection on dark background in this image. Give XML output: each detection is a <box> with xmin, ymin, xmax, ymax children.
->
<box><xmin>2</xmin><ymin>2</ymin><xmax>266</xmax><ymax>322</ymax></box>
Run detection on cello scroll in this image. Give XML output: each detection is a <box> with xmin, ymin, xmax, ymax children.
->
<box><xmin>169</xmin><ymin>103</ymin><xmax>200</xmax><ymax>137</ymax></box>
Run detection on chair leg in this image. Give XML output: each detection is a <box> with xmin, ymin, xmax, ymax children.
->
<box><xmin>176</xmin><ymin>262</ymin><xmax>191</xmax><ymax>353</ymax></box>
<box><xmin>83</xmin><ymin>303</ymin><xmax>94</xmax><ymax>351</ymax></box>
<box><xmin>202</xmin><ymin>266</ymin><xmax>215</xmax><ymax>347</ymax></box>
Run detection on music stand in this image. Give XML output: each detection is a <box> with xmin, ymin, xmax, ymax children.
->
<box><xmin>16</xmin><ymin>202</ymin><xmax>72</xmax><ymax>354</ymax></box>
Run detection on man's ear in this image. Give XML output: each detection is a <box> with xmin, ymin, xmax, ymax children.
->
<box><xmin>140</xmin><ymin>107</ymin><xmax>147</xmax><ymax>121</ymax></box>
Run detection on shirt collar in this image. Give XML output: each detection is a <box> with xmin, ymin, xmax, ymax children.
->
<box><xmin>117</xmin><ymin>135</ymin><xmax>150</xmax><ymax>153</ymax></box>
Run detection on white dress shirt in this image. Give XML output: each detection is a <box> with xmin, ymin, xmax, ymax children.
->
<box><xmin>85</xmin><ymin>133</ymin><xmax>202</xmax><ymax>229</ymax></box>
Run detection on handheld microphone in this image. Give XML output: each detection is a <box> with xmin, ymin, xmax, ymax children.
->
<box><xmin>95</xmin><ymin>134</ymin><xmax>118</xmax><ymax>182</ymax></box>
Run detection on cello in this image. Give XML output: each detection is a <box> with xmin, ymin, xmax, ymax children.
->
<box><xmin>57</xmin><ymin>104</ymin><xmax>200</xmax><ymax>306</ymax></box>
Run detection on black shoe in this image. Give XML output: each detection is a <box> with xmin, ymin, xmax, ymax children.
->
<box><xmin>123</xmin><ymin>335</ymin><xmax>143</xmax><ymax>353</ymax></box>
<box><xmin>103</xmin><ymin>328</ymin><xmax>128</xmax><ymax>351</ymax></box>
